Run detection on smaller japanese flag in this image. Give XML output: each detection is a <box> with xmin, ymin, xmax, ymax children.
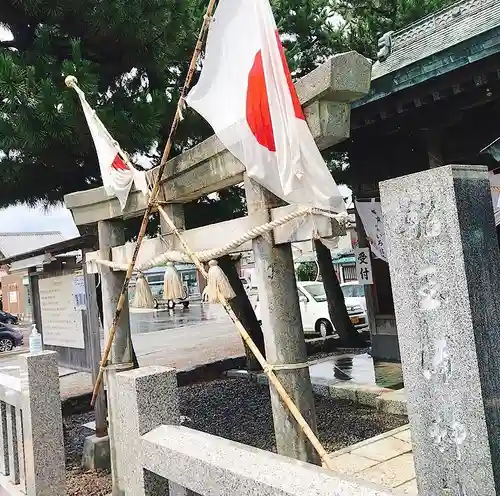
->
<box><xmin>70</xmin><ymin>81</ymin><xmax>149</xmax><ymax>210</ymax></box>
<box><xmin>186</xmin><ymin>0</ymin><xmax>345</xmax><ymax>212</ymax></box>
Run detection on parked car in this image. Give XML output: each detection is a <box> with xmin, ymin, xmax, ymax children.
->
<box><xmin>0</xmin><ymin>310</ymin><xmax>19</xmax><ymax>325</ymax></box>
<box><xmin>254</xmin><ymin>281</ymin><xmax>369</xmax><ymax>338</ymax></box>
<box><xmin>0</xmin><ymin>323</ymin><xmax>23</xmax><ymax>352</ymax></box>
<box><xmin>340</xmin><ymin>282</ymin><xmax>367</xmax><ymax>312</ymax></box>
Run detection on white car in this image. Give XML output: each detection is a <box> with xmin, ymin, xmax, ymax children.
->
<box><xmin>254</xmin><ymin>281</ymin><xmax>369</xmax><ymax>338</ymax></box>
<box><xmin>340</xmin><ymin>281</ymin><xmax>367</xmax><ymax>312</ymax></box>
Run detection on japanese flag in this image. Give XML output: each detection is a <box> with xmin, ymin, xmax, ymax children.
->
<box><xmin>186</xmin><ymin>0</ymin><xmax>345</xmax><ymax>213</ymax></box>
<box><xmin>71</xmin><ymin>84</ymin><xmax>149</xmax><ymax>210</ymax></box>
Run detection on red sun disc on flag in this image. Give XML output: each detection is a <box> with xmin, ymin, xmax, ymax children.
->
<box><xmin>246</xmin><ymin>31</ymin><xmax>305</xmax><ymax>152</ymax></box>
<box><xmin>111</xmin><ymin>154</ymin><xmax>128</xmax><ymax>171</ymax></box>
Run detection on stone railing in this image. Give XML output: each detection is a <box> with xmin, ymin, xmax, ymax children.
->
<box><xmin>112</xmin><ymin>366</ymin><xmax>394</xmax><ymax>496</ymax></box>
<box><xmin>0</xmin><ymin>352</ymin><xmax>65</xmax><ymax>495</ymax></box>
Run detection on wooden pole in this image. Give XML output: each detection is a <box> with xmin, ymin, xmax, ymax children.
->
<box><xmin>157</xmin><ymin>205</ymin><xmax>334</xmax><ymax>469</ymax></box>
<box><xmin>82</xmin><ymin>248</ymin><xmax>108</xmax><ymax>438</ymax></box>
<box><xmin>90</xmin><ymin>0</ymin><xmax>218</xmax><ymax>406</ymax></box>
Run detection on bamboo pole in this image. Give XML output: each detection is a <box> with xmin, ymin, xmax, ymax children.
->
<box><xmin>156</xmin><ymin>205</ymin><xmax>334</xmax><ymax>470</ymax></box>
<box><xmin>90</xmin><ymin>0</ymin><xmax>334</xmax><ymax>470</ymax></box>
<box><xmin>90</xmin><ymin>0</ymin><xmax>218</xmax><ymax>406</ymax></box>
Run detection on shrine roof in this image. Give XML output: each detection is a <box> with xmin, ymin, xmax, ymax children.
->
<box><xmin>0</xmin><ymin>231</ymin><xmax>64</xmax><ymax>259</ymax></box>
<box><xmin>0</xmin><ymin>234</ymin><xmax>96</xmax><ymax>266</ymax></box>
<box><xmin>354</xmin><ymin>0</ymin><xmax>500</xmax><ymax>108</ymax></box>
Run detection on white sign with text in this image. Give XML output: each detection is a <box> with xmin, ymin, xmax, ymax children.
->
<box><xmin>39</xmin><ymin>274</ymin><xmax>85</xmax><ymax>349</ymax></box>
<box><xmin>355</xmin><ymin>247</ymin><xmax>373</xmax><ymax>285</ymax></box>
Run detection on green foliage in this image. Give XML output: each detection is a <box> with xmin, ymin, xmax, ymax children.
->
<box><xmin>296</xmin><ymin>261</ymin><xmax>319</xmax><ymax>281</ymax></box>
<box><xmin>0</xmin><ymin>0</ymin><xmax>204</xmax><ymax>207</ymax></box>
<box><xmin>0</xmin><ymin>0</ymin><xmax>456</xmax><ymax>216</ymax></box>
<box><xmin>273</xmin><ymin>0</ymin><xmax>340</xmax><ymax>78</ymax></box>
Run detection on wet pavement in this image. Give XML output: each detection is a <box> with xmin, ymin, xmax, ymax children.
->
<box><xmin>129</xmin><ymin>302</ymin><xmax>226</xmax><ymax>335</ymax></box>
<box><xmin>0</xmin><ymin>303</ymin><xmax>244</xmax><ymax>379</ymax></box>
<box><xmin>0</xmin><ymin>306</ymin><xmax>404</xmax><ymax>393</ymax></box>
<box><xmin>309</xmin><ymin>353</ymin><xmax>404</xmax><ymax>390</ymax></box>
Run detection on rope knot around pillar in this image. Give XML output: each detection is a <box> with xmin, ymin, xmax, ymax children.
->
<box><xmin>263</xmin><ymin>362</ymin><xmax>310</xmax><ymax>374</ymax></box>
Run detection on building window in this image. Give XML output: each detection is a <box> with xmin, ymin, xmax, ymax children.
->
<box><xmin>342</xmin><ymin>265</ymin><xmax>357</xmax><ymax>282</ymax></box>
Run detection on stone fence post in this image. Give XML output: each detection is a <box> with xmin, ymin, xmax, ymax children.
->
<box><xmin>113</xmin><ymin>366</ymin><xmax>182</xmax><ymax>496</ymax></box>
<box><xmin>20</xmin><ymin>351</ymin><xmax>65</xmax><ymax>495</ymax></box>
<box><xmin>380</xmin><ymin>165</ymin><xmax>500</xmax><ymax>495</ymax></box>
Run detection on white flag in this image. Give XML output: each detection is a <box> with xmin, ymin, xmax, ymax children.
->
<box><xmin>71</xmin><ymin>84</ymin><xmax>148</xmax><ymax>210</ymax></box>
<box><xmin>186</xmin><ymin>0</ymin><xmax>345</xmax><ymax>212</ymax></box>
<box><xmin>355</xmin><ymin>200</ymin><xmax>387</xmax><ymax>262</ymax></box>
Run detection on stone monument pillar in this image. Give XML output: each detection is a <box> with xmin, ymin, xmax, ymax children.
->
<box><xmin>380</xmin><ymin>165</ymin><xmax>500</xmax><ymax>495</ymax></box>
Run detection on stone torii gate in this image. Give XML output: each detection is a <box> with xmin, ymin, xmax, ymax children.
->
<box><xmin>64</xmin><ymin>51</ymin><xmax>371</xmax><ymax>488</ymax></box>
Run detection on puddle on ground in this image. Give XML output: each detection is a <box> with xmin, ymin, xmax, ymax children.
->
<box><xmin>129</xmin><ymin>303</ymin><xmax>225</xmax><ymax>335</ymax></box>
<box><xmin>309</xmin><ymin>353</ymin><xmax>403</xmax><ymax>390</ymax></box>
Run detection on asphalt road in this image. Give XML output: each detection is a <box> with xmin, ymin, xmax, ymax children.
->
<box><xmin>128</xmin><ymin>303</ymin><xmax>244</xmax><ymax>370</ymax></box>
<box><xmin>0</xmin><ymin>303</ymin><xmax>245</xmax><ymax>373</ymax></box>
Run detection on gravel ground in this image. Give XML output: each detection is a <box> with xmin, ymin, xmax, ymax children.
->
<box><xmin>63</xmin><ymin>377</ymin><xmax>407</xmax><ymax>494</ymax></box>
<box><xmin>179</xmin><ymin>378</ymin><xmax>407</xmax><ymax>453</ymax></box>
<box><xmin>64</xmin><ymin>413</ymin><xmax>112</xmax><ymax>496</ymax></box>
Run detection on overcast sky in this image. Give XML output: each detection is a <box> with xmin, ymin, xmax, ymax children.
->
<box><xmin>0</xmin><ymin>204</ymin><xmax>79</xmax><ymax>237</ymax></box>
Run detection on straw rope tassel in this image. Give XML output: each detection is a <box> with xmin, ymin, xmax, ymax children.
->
<box><xmin>203</xmin><ymin>260</ymin><xmax>236</xmax><ymax>303</ymax></box>
<box><xmin>132</xmin><ymin>272</ymin><xmax>155</xmax><ymax>308</ymax></box>
<box><xmin>157</xmin><ymin>204</ymin><xmax>334</xmax><ymax>469</ymax></box>
<box><xmin>163</xmin><ymin>261</ymin><xmax>185</xmax><ymax>300</ymax></box>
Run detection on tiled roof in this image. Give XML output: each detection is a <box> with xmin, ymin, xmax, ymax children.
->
<box><xmin>0</xmin><ymin>232</ymin><xmax>65</xmax><ymax>259</ymax></box>
<box><xmin>372</xmin><ymin>0</ymin><xmax>500</xmax><ymax>80</ymax></box>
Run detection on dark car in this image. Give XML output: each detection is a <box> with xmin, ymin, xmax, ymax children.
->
<box><xmin>0</xmin><ymin>323</ymin><xmax>23</xmax><ymax>352</ymax></box>
<box><xmin>0</xmin><ymin>311</ymin><xmax>18</xmax><ymax>325</ymax></box>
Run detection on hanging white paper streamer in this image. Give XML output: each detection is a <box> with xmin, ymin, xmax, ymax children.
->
<box><xmin>355</xmin><ymin>199</ymin><xmax>387</xmax><ymax>262</ymax></box>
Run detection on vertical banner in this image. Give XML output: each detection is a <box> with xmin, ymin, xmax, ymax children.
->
<box><xmin>355</xmin><ymin>247</ymin><xmax>373</xmax><ymax>285</ymax></box>
<box><xmin>354</xmin><ymin>199</ymin><xmax>387</xmax><ymax>261</ymax></box>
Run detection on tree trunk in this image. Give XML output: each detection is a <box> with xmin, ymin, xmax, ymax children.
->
<box><xmin>218</xmin><ymin>256</ymin><xmax>266</xmax><ymax>371</ymax></box>
<box><xmin>314</xmin><ymin>240</ymin><xmax>367</xmax><ymax>347</ymax></box>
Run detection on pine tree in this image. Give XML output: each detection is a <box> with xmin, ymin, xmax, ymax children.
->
<box><xmin>0</xmin><ymin>0</ymin><xmax>206</xmax><ymax>207</ymax></box>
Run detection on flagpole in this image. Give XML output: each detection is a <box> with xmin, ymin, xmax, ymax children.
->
<box><xmin>88</xmin><ymin>0</ymin><xmax>218</xmax><ymax>407</ymax></box>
